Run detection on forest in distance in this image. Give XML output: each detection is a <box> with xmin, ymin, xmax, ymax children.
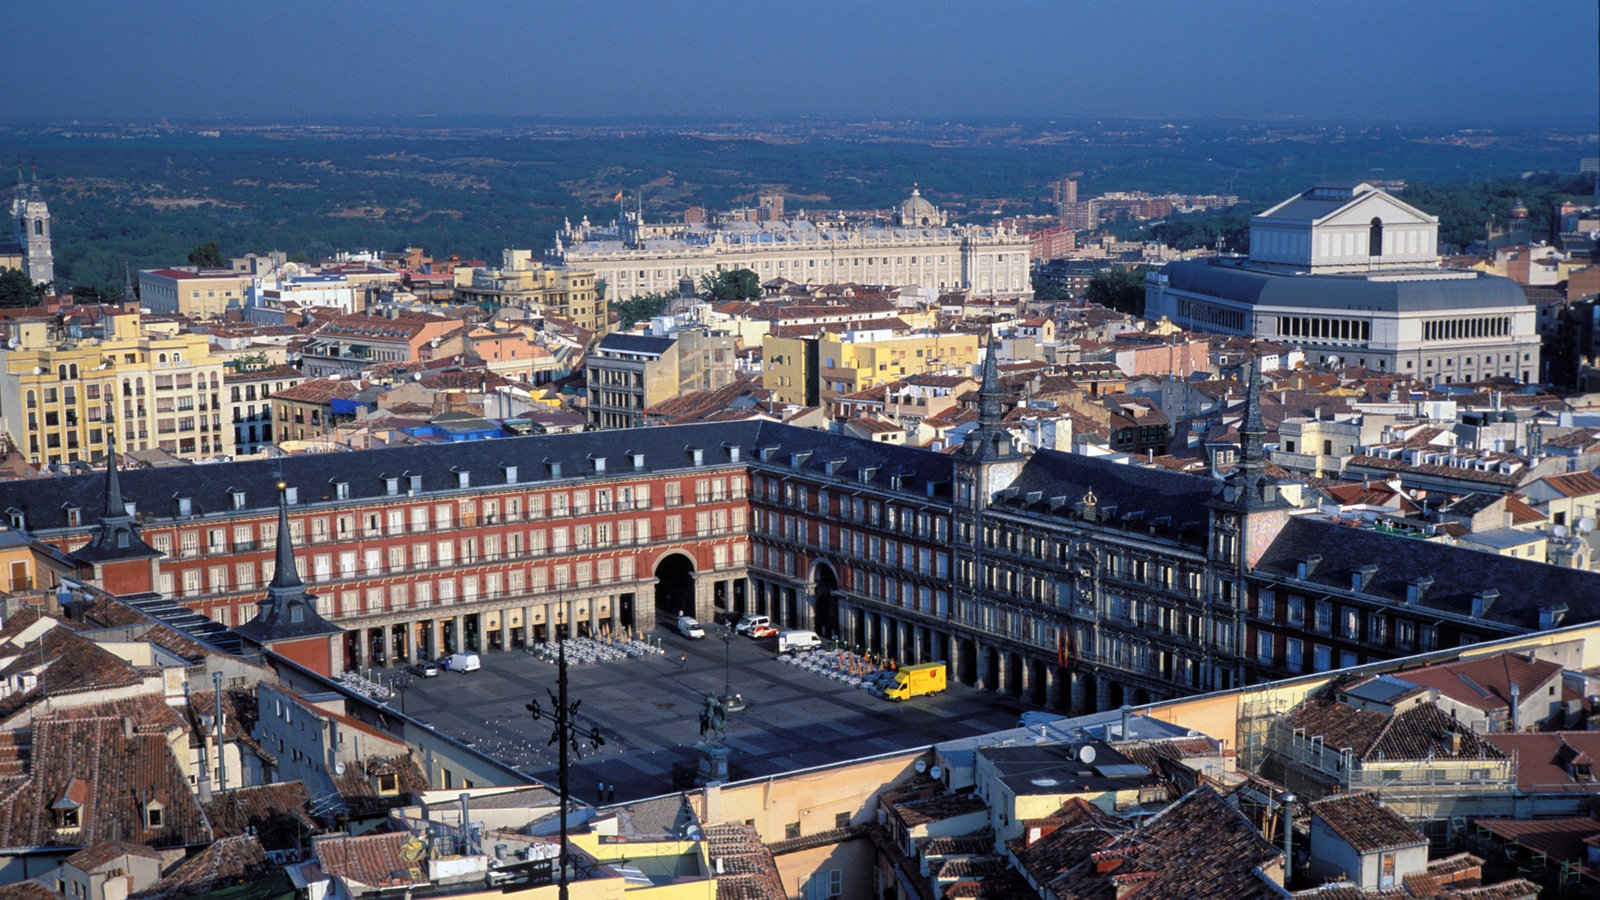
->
<box><xmin>2</xmin><ymin>116</ymin><xmax>1594</xmax><ymax>296</ymax></box>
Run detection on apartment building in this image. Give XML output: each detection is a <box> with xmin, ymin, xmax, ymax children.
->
<box><xmin>0</xmin><ymin>311</ymin><xmax>234</xmax><ymax>465</ymax></box>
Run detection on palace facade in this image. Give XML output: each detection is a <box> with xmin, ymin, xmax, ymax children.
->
<box><xmin>546</xmin><ymin>189</ymin><xmax>1032</xmax><ymax>301</ymax></box>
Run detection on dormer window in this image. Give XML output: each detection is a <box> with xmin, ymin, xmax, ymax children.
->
<box><xmin>284</xmin><ymin>487</ymin><xmax>298</xmax><ymax>505</ymax></box>
<box><xmin>230</xmin><ymin>489</ymin><xmax>246</xmax><ymax>510</ymax></box>
<box><xmin>175</xmin><ymin>495</ymin><xmax>193</xmax><ymax>517</ymax></box>
<box><xmin>63</xmin><ymin>504</ymin><xmax>81</xmax><ymax>527</ymax></box>
<box><xmin>629</xmin><ymin>452</ymin><xmax>645</xmax><ymax>471</ymax></box>
<box><xmin>375</xmin><ymin>772</ymin><xmax>399</xmax><ymax>795</ymax></box>
<box><xmin>52</xmin><ymin>777</ymin><xmax>86</xmax><ymax>830</ymax></box>
<box><xmin>145</xmin><ymin>799</ymin><xmax>164</xmax><ymax>829</ymax></box>
<box><xmin>502</xmin><ymin>465</ymin><xmax>518</xmax><ymax>484</ymax></box>
<box><xmin>6</xmin><ymin>508</ymin><xmax>25</xmax><ymax>530</ymax></box>
<box><xmin>384</xmin><ymin>477</ymin><xmax>399</xmax><ymax>497</ymax></box>
<box><xmin>407</xmin><ymin>473</ymin><xmax>422</xmax><ymax>494</ymax></box>
<box><xmin>454</xmin><ymin>469</ymin><xmax>470</xmax><ymax>489</ymax></box>
<box><xmin>333</xmin><ymin>480</ymin><xmax>350</xmax><ymax>500</ymax></box>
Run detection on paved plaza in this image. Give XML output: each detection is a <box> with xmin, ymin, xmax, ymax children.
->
<box><xmin>385</xmin><ymin>615</ymin><xmax>1027</xmax><ymax>803</ymax></box>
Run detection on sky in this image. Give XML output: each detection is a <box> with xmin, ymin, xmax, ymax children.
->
<box><xmin>4</xmin><ymin>0</ymin><xmax>1597</xmax><ymax>124</ymax></box>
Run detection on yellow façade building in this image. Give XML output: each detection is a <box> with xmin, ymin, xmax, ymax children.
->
<box><xmin>0</xmin><ymin>310</ymin><xmax>235</xmax><ymax>466</ymax></box>
<box><xmin>762</xmin><ymin>327</ymin><xmax>981</xmax><ymax>407</ymax></box>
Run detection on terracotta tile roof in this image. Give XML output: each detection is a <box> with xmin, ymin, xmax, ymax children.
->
<box><xmin>0</xmin><ymin>883</ymin><xmax>59</xmax><ymax>900</ymax></box>
<box><xmin>1482</xmin><ymin>733</ymin><xmax>1600</xmax><ymax>794</ymax></box>
<box><xmin>46</xmin><ymin>694</ymin><xmax>187</xmax><ymax>734</ymax></box>
<box><xmin>891</xmin><ymin>791</ymin><xmax>989</xmax><ymax>827</ymax></box>
<box><xmin>1043</xmin><ymin>785</ymin><xmax>1283</xmax><ymax>899</ymax></box>
<box><xmin>704</xmin><ymin>822</ymin><xmax>785</xmax><ymax>899</ymax></box>
<box><xmin>314</xmin><ymin>831</ymin><xmax>427</xmax><ymax>891</ymax></box>
<box><xmin>1008</xmin><ymin>797</ymin><xmax>1125</xmax><ymax>887</ymax></box>
<box><xmin>1540</xmin><ymin>470</ymin><xmax>1600</xmax><ymax>497</ymax></box>
<box><xmin>329</xmin><ymin>755</ymin><xmax>428</xmax><ymax>819</ymax></box>
<box><xmin>133</xmin><ymin>834</ymin><xmax>279</xmax><ymax>900</ymax></box>
<box><xmin>0</xmin><ymin>717</ymin><xmax>211</xmax><ymax>850</ymax></box>
<box><xmin>1283</xmin><ymin>697</ymin><xmax>1503</xmax><ymax>762</ymax></box>
<box><xmin>202</xmin><ymin>782</ymin><xmax>316</xmax><ymax>851</ymax></box>
<box><xmin>63</xmin><ymin>839</ymin><xmax>166</xmax><ymax>872</ymax></box>
<box><xmin>1309</xmin><ymin>792</ymin><xmax>1426</xmax><ymax>853</ymax></box>
<box><xmin>0</xmin><ymin>630</ymin><xmax>145</xmax><ymax>720</ymax></box>
<box><xmin>269</xmin><ymin>378</ymin><xmax>365</xmax><ymax>405</ymax></box>
<box><xmin>1398</xmin><ymin>652</ymin><xmax>1563</xmax><ymax>714</ymax></box>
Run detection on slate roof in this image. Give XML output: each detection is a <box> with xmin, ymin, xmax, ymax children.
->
<box><xmin>1309</xmin><ymin>792</ymin><xmax>1426</xmax><ymax>853</ymax></box>
<box><xmin>1253</xmin><ymin>515</ymin><xmax>1600</xmax><ymax>632</ymax></box>
<box><xmin>996</xmin><ymin>448</ymin><xmax>1218</xmax><ymax>546</ymax></box>
<box><xmin>595</xmin><ymin>332</ymin><xmax>674</xmax><ymax>355</ymax></box>
<box><xmin>1161</xmin><ymin>259</ymin><xmax>1526</xmax><ymax>313</ymax></box>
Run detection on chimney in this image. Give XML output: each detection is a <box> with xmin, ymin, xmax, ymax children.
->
<box><xmin>1296</xmin><ymin>555</ymin><xmax>1323</xmax><ymax>581</ymax></box>
<box><xmin>1510</xmin><ymin>683</ymin><xmax>1521</xmax><ymax>732</ymax></box>
<box><xmin>1471</xmin><ymin>589</ymin><xmax>1499</xmax><ymax>619</ymax></box>
<box><xmin>1353</xmin><ymin>564</ymin><xmax>1379</xmax><ymax>591</ymax></box>
<box><xmin>1448</xmin><ymin>731</ymin><xmax>1461</xmax><ymax>755</ymax></box>
<box><xmin>1404</xmin><ymin>576</ymin><xmax>1434</xmax><ymax>605</ymax></box>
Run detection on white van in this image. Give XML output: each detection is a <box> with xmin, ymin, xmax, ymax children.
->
<box><xmin>776</xmin><ymin>629</ymin><xmax>822</xmax><ymax>654</ymax></box>
<box><xmin>677</xmin><ymin>616</ymin><xmax>706</xmax><ymax>639</ymax></box>
<box><xmin>445</xmin><ymin>652</ymin><xmax>481</xmax><ymax>673</ymax></box>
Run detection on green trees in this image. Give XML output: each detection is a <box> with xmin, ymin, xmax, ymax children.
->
<box><xmin>187</xmin><ymin>241</ymin><xmax>225</xmax><ymax>268</ymax></box>
<box><xmin>1083</xmin><ymin>268</ymin><xmax>1149</xmax><ymax>316</ymax></box>
<box><xmin>699</xmin><ymin>268</ymin><xmax>761</xmax><ymax>302</ymax></box>
<box><xmin>610</xmin><ymin>292</ymin><xmax>676</xmax><ymax>329</ymax></box>
<box><xmin>0</xmin><ymin>269</ymin><xmax>44</xmax><ymax>308</ymax></box>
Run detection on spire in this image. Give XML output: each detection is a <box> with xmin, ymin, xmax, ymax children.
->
<box><xmin>1239</xmin><ymin>356</ymin><xmax>1266</xmax><ymax>465</ymax></box>
<box><xmin>268</xmin><ymin>482</ymin><xmax>304</xmax><ymax>594</ymax></box>
<box><xmin>962</xmin><ymin>330</ymin><xmax>1014</xmax><ymax>463</ymax></box>
<box><xmin>976</xmin><ymin>329</ymin><xmax>1004</xmax><ymax>427</ymax></box>
<box><xmin>122</xmin><ymin>262</ymin><xmax>136</xmax><ymax>303</ymax></box>
<box><xmin>102</xmin><ymin>428</ymin><xmax>126</xmax><ymax>520</ymax></box>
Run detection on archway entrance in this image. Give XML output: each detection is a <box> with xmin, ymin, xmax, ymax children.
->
<box><xmin>957</xmin><ymin>638</ymin><xmax>977</xmax><ymax>686</ymax></box>
<box><xmin>1031</xmin><ymin>661</ymin><xmax>1049</xmax><ymax>707</ymax></box>
<box><xmin>654</xmin><ymin>554</ymin><xmax>696</xmax><ymax>622</ymax></box>
<box><xmin>813</xmin><ymin>563</ymin><xmax>840</xmax><ymax>641</ymax></box>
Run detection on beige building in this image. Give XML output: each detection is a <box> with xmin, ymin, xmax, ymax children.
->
<box><xmin>585</xmin><ymin>328</ymin><xmax>739</xmax><ymax>429</ymax></box>
<box><xmin>763</xmin><ymin>326</ymin><xmax>981</xmax><ymax>407</ymax></box>
<box><xmin>452</xmin><ymin>250</ymin><xmax>603</xmax><ymax>334</ymax></box>
<box><xmin>0</xmin><ymin>311</ymin><xmax>234</xmax><ymax>465</ymax></box>
<box><xmin>137</xmin><ymin>267</ymin><xmax>253</xmax><ymax>319</ymax></box>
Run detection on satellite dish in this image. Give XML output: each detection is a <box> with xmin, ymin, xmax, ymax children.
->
<box><xmin>929</xmin><ymin>765</ymin><xmax>943</xmax><ymax>781</ymax></box>
<box><xmin>914</xmin><ymin>759</ymin><xmax>927</xmax><ymax>774</ymax></box>
<box><xmin>1579</xmin><ymin>517</ymin><xmax>1596</xmax><ymax>535</ymax></box>
<box><xmin>334</xmin><ymin>761</ymin><xmax>346</xmax><ymax>775</ymax></box>
<box><xmin>1554</xmin><ymin>524</ymin><xmax>1569</xmax><ymax>538</ymax></box>
<box><xmin>1077</xmin><ymin>745</ymin><xmax>1097</xmax><ymax>765</ymax></box>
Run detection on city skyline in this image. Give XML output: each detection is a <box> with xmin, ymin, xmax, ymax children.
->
<box><xmin>6</xmin><ymin>0</ymin><xmax>1597</xmax><ymax>124</ymax></box>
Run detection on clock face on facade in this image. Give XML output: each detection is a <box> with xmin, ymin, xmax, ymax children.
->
<box><xmin>1222</xmin><ymin>484</ymin><xmax>1240</xmax><ymax>504</ymax></box>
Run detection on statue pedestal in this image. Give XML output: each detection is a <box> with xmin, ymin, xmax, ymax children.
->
<box><xmin>696</xmin><ymin>740</ymin><xmax>731</xmax><ymax>785</ymax></box>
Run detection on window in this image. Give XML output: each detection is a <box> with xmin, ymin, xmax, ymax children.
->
<box><xmin>1287</xmin><ymin>596</ymin><xmax>1305</xmax><ymax>627</ymax></box>
<box><xmin>1313</xmin><ymin>644</ymin><xmax>1332</xmax><ymax>672</ymax></box>
<box><xmin>1286</xmin><ymin>638</ymin><xmax>1304</xmax><ymax>673</ymax></box>
<box><xmin>1257</xmin><ymin>589</ymin><xmax>1275</xmax><ymax>621</ymax></box>
<box><xmin>785</xmin><ymin>821</ymin><xmax>801</xmax><ymax>840</ymax></box>
<box><xmin>1313</xmin><ymin>600</ymin><xmax>1331</xmax><ymax>633</ymax></box>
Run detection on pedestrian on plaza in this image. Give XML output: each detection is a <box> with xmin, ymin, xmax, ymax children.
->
<box><xmin>679</xmin><ymin>653</ymin><xmax>687</xmax><ymax>670</ymax></box>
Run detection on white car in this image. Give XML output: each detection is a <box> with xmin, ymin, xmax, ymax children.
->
<box><xmin>677</xmin><ymin>616</ymin><xmax>706</xmax><ymax>639</ymax></box>
<box><xmin>735</xmin><ymin>614</ymin><xmax>770</xmax><ymax>636</ymax></box>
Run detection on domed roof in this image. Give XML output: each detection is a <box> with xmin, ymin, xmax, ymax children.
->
<box><xmin>896</xmin><ymin>186</ymin><xmax>943</xmax><ymax>226</ymax></box>
<box><xmin>1510</xmin><ymin>199</ymin><xmax>1529</xmax><ymax>218</ymax></box>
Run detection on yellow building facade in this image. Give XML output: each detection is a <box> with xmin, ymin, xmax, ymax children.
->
<box><xmin>0</xmin><ymin>312</ymin><xmax>235</xmax><ymax>465</ymax></box>
<box><xmin>763</xmin><ymin>330</ymin><xmax>981</xmax><ymax>407</ymax></box>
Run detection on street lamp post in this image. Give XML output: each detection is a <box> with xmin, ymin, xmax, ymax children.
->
<box><xmin>717</xmin><ymin>624</ymin><xmax>744</xmax><ymax>711</ymax></box>
<box><xmin>526</xmin><ymin>633</ymin><xmax>603</xmax><ymax>900</ymax></box>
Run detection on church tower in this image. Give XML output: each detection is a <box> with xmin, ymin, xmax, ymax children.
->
<box><xmin>1208</xmin><ymin>358</ymin><xmax>1293</xmax><ymax>573</ymax></box>
<box><xmin>11</xmin><ymin>166</ymin><xmax>55</xmax><ymax>289</ymax></box>
<box><xmin>234</xmin><ymin>482</ymin><xmax>343</xmax><ymax>676</ymax></box>
<box><xmin>69</xmin><ymin>431</ymin><xmax>161</xmax><ymax>595</ymax></box>
<box><xmin>953</xmin><ymin>331</ymin><xmax>1023</xmax><ymax>509</ymax></box>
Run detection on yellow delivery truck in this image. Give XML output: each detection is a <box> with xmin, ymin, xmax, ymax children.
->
<box><xmin>881</xmin><ymin>661</ymin><xmax>947</xmax><ymax>701</ymax></box>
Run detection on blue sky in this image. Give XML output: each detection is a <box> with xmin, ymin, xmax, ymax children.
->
<box><xmin>5</xmin><ymin>0</ymin><xmax>1596</xmax><ymax>123</ymax></box>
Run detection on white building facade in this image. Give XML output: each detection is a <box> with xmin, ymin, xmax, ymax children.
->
<box><xmin>1145</xmin><ymin>182</ymin><xmax>1541</xmax><ymax>385</ymax></box>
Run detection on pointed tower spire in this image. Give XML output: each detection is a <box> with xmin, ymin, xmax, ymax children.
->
<box><xmin>962</xmin><ymin>330</ymin><xmax>1015</xmax><ymax>463</ymax></box>
<box><xmin>70</xmin><ymin>410</ymin><xmax>161</xmax><ymax>589</ymax></box>
<box><xmin>1239</xmin><ymin>356</ymin><xmax>1266</xmax><ymax>467</ymax></box>
<box><xmin>268</xmin><ymin>482</ymin><xmax>305</xmax><ymax>594</ymax></box>
<box><xmin>122</xmin><ymin>262</ymin><xmax>136</xmax><ymax>303</ymax></box>
<box><xmin>102</xmin><ymin>422</ymin><xmax>126</xmax><ymax>520</ymax></box>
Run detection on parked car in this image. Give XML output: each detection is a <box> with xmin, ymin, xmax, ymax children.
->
<box><xmin>749</xmin><ymin>624</ymin><xmax>778</xmax><ymax>639</ymax></box>
<box><xmin>677</xmin><ymin>616</ymin><xmax>706</xmax><ymax>639</ymax></box>
<box><xmin>736</xmin><ymin>614</ymin><xmax>770</xmax><ymax>636</ymax></box>
<box><xmin>410</xmin><ymin>661</ymin><xmax>440</xmax><ymax>678</ymax></box>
